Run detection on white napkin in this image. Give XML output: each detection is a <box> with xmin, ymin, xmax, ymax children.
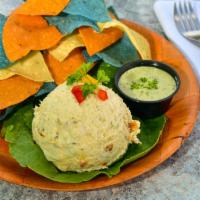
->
<box><xmin>154</xmin><ymin>0</ymin><xmax>200</xmax><ymax>82</ymax></box>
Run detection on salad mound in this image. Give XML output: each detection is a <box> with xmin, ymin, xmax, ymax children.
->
<box><xmin>32</xmin><ymin>83</ymin><xmax>141</xmax><ymax>172</ymax></box>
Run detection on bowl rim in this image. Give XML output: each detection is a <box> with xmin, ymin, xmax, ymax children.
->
<box><xmin>114</xmin><ymin>60</ymin><xmax>181</xmax><ymax>104</ymax></box>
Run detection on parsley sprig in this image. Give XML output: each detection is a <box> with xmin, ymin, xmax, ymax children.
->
<box><xmin>82</xmin><ymin>83</ymin><xmax>97</xmax><ymax>97</ymax></box>
<box><xmin>131</xmin><ymin>77</ymin><xmax>158</xmax><ymax>90</ymax></box>
<box><xmin>67</xmin><ymin>62</ymin><xmax>93</xmax><ymax>85</ymax></box>
<box><xmin>67</xmin><ymin>62</ymin><xmax>110</xmax><ymax>98</ymax></box>
<box><xmin>97</xmin><ymin>70</ymin><xmax>110</xmax><ymax>84</ymax></box>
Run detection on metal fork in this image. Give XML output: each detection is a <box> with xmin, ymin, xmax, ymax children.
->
<box><xmin>174</xmin><ymin>0</ymin><xmax>200</xmax><ymax>46</ymax></box>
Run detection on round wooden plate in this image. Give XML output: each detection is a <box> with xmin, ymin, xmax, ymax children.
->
<box><xmin>0</xmin><ymin>20</ymin><xmax>199</xmax><ymax>191</ymax></box>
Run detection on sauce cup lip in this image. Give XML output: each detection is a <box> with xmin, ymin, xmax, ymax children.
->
<box><xmin>114</xmin><ymin>60</ymin><xmax>181</xmax><ymax>104</ymax></box>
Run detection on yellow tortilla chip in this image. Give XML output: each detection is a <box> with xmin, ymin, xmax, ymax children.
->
<box><xmin>0</xmin><ymin>51</ymin><xmax>53</xmax><ymax>82</ymax></box>
<box><xmin>0</xmin><ymin>70</ymin><xmax>15</xmax><ymax>80</ymax></box>
<box><xmin>98</xmin><ymin>20</ymin><xmax>151</xmax><ymax>59</ymax></box>
<box><xmin>49</xmin><ymin>33</ymin><xmax>84</xmax><ymax>62</ymax></box>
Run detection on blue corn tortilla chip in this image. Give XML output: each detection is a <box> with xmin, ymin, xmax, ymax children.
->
<box><xmin>0</xmin><ymin>106</ymin><xmax>16</xmax><ymax>121</ymax></box>
<box><xmin>83</xmin><ymin>49</ymin><xmax>101</xmax><ymax>63</ymax></box>
<box><xmin>35</xmin><ymin>82</ymin><xmax>56</xmax><ymax>97</ymax></box>
<box><xmin>45</xmin><ymin>13</ymin><xmax>99</xmax><ymax>34</ymax></box>
<box><xmin>97</xmin><ymin>34</ymin><xmax>140</xmax><ymax>67</ymax></box>
<box><xmin>0</xmin><ymin>14</ymin><xmax>12</xmax><ymax>69</ymax></box>
<box><xmin>63</xmin><ymin>0</ymin><xmax>111</xmax><ymax>22</ymax></box>
<box><xmin>108</xmin><ymin>6</ymin><xmax>119</xmax><ymax>20</ymax></box>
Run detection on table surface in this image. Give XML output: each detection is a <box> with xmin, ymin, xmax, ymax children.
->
<box><xmin>1</xmin><ymin>0</ymin><xmax>200</xmax><ymax>199</ymax></box>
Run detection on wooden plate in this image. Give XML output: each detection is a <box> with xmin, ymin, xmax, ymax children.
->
<box><xmin>0</xmin><ymin>20</ymin><xmax>199</xmax><ymax>191</ymax></box>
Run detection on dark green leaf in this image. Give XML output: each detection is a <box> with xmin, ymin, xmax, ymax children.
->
<box><xmin>2</xmin><ymin>104</ymin><xmax>166</xmax><ymax>183</ymax></box>
<box><xmin>97</xmin><ymin>70</ymin><xmax>110</xmax><ymax>84</ymax></box>
<box><xmin>96</xmin><ymin>62</ymin><xmax>118</xmax><ymax>89</ymax></box>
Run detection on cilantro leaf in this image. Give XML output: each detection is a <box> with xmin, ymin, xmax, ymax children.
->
<box><xmin>96</xmin><ymin>62</ymin><xmax>118</xmax><ymax>89</ymax></box>
<box><xmin>97</xmin><ymin>70</ymin><xmax>110</xmax><ymax>84</ymax></box>
<box><xmin>81</xmin><ymin>83</ymin><xmax>97</xmax><ymax>97</ymax></box>
<box><xmin>67</xmin><ymin>62</ymin><xmax>93</xmax><ymax>85</ymax></box>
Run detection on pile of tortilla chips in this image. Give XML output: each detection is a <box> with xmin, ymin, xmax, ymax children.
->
<box><xmin>0</xmin><ymin>0</ymin><xmax>151</xmax><ymax>118</ymax></box>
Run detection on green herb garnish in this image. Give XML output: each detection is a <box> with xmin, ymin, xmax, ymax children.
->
<box><xmin>81</xmin><ymin>71</ymin><xmax>110</xmax><ymax>97</ymax></box>
<box><xmin>67</xmin><ymin>62</ymin><xmax>111</xmax><ymax>98</ymax></box>
<box><xmin>131</xmin><ymin>77</ymin><xmax>158</xmax><ymax>90</ymax></box>
<box><xmin>97</xmin><ymin>70</ymin><xmax>110</xmax><ymax>84</ymax></box>
<box><xmin>81</xmin><ymin>83</ymin><xmax>97</xmax><ymax>97</ymax></box>
<box><xmin>67</xmin><ymin>62</ymin><xmax>93</xmax><ymax>85</ymax></box>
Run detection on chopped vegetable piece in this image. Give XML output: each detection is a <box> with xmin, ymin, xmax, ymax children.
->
<box><xmin>82</xmin><ymin>75</ymin><xmax>98</xmax><ymax>84</ymax></box>
<box><xmin>98</xmin><ymin>89</ymin><xmax>108</xmax><ymax>101</ymax></box>
<box><xmin>71</xmin><ymin>85</ymin><xmax>85</xmax><ymax>104</ymax></box>
<box><xmin>81</xmin><ymin>83</ymin><xmax>97</xmax><ymax>97</ymax></box>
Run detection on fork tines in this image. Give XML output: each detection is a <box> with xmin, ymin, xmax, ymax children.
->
<box><xmin>174</xmin><ymin>0</ymin><xmax>200</xmax><ymax>38</ymax></box>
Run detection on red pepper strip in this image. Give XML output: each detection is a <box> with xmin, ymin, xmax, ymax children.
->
<box><xmin>71</xmin><ymin>85</ymin><xmax>85</xmax><ymax>104</ymax></box>
<box><xmin>98</xmin><ymin>89</ymin><xmax>108</xmax><ymax>101</ymax></box>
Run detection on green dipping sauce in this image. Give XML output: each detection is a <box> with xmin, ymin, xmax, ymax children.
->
<box><xmin>118</xmin><ymin>67</ymin><xmax>177</xmax><ymax>101</ymax></box>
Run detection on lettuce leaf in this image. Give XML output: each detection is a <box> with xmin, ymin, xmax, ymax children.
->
<box><xmin>2</xmin><ymin>103</ymin><xmax>166</xmax><ymax>183</ymax></box>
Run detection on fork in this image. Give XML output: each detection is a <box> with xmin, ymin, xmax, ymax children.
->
<box><xmin>174</xmin><ymin>0</ymin><xmax>200</xmax><ymax>46</ymax></box>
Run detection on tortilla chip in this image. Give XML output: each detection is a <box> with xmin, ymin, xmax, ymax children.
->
<box><xmin>79</xmin><ymin>27</ymin><xmax>123</xmax><ymax>56</ymax></box>
<box><xmin>0</xmin><ymin>106</ymin><xmax>16</xmax><ymax>121</ymax></box>
<box><xmin>0</xmin><ymin>70</ymin><xmax>14</xmax><ymax>80</ymax></box>
<box><xmin>97</xmin><ymin>34</ymin><xmax>139</xmax><ymax>67</ymax></box>
<box><xmin>0</xmin><ymin>14</ymin><xmax>12</xmax><ymax>69</ymax></box>
<box><xmin>3</xmin><ymin>14</ymin><xmax>63</xmax><ymax>62</ymax></box>
<box><xmin>0</xmin><ymin>51</ymin><xmax>53</xmax><ymax>82</ymax></box>
<box><xmin>45</xmin><ymin>14</ymin><xmax>99</xmax><ymax>34</ymax></box>
<box><xmin>108</xmin><ymin>6</ymin><xmax>119</xmax><ymax>20</ymax></box>
<box><xmin>63</xmin><ymin>0</ymin><xmax>110</xmax><ymax>22</ymax></box>
<box><xmin>14</xmin><ymin>0</ymin><xmax>70</xmax><ymax>16</ymax></box>
<box><xmin>0</xmin><ymin>76</ymin><xmax>42</xmax><ymax>110</ymax></box>
<box><xmin>35</xmin><ymin>82</ymin><xmax>56</xmax><ymax>97</ymax></box>
<box><xmin>83</xmin><ymin>50</ymin><xmax>101</xmax><ymax>63</ymax></box>
<box><xmin>49</xmin><ymin>33</ymin><xmax>84</xmax><ymax>62</ymax></box>
<box><xmin>98</xmin><ymin>20</ymin><xmax>151</xmax><ymax>59</ymax></box>
<box><xmin>44</xmin><ymin>48</ymin><xmax>85</xmax><ymax>85</ymax></box>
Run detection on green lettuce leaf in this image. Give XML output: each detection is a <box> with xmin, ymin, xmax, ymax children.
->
<box><xmin>2</xmin><ymin>103</ymin><xmax>166</xmax><ymax>183</ymax></box>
